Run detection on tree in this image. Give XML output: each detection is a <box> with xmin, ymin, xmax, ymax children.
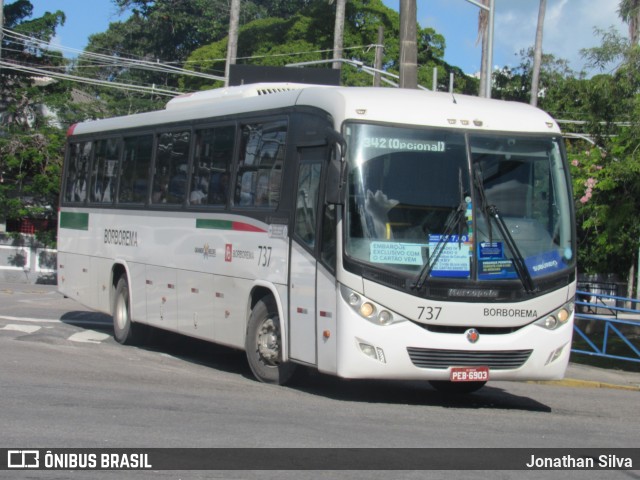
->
<box><xmin>182</xmin><ymin>0</ymin><xmax>459</xmax><ymax>91</ymax></box>
<box><xmin>0</xmin><ymin>0</ymin><xmax>68</xmax><ymax>242</ymax></box>
<box><xmin>568</xmin><ymin>26</ymin><xmax>640</xmax><ymax>289</ymax></box>
<box><xmin>74</xmin><ymin>0</ymin><xmax>320</xmax><ymax>116</ymax></box>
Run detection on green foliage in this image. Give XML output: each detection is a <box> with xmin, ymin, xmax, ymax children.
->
<box><xmin>0</xmin><ymin>127</ymin><xmax>65</xmax><ymax>225</ymax></box>
<box><xmin>182</xmin><ymin>0</ymin><xmax>456</xmax><ymax>90</ymax></box>
<box><xmin>1</xmin><ymin>1</ymin><xmax>70</xmax><ymax>232</ymax></box>
<box><xmin>564</xmin><ymin>30</ymin><xmax>640</xmax><ymax>280</ymax></box>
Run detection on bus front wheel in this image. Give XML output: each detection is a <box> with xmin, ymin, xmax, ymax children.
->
<box><xmin>245</xmin><ymin>296</ymin><xmax>296</xmax><ymax>385</ymax></box>
<box><xmin>113</xmin><ymin>276</ymin><xmax>140</xmax><ymax>345</ymax></box>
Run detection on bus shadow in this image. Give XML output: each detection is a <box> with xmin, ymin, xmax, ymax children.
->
<box><xmin>137</xmin><ymin>330</ymin><xmax>552</xmax><ymax>412</ymax></box>
<box><xmin>286</xmin><ymin>370</ymin><xmax>552</xmax><ymax>412</ymax></box>
<box><xmin>60</xmin><ymin>311</ymin><xmax>113</xmax><ymax>330</ymax></box>
<box><xmin>57</xmin><ymin>318</ymin><xmax>551</xmax><ymax>412</ymax></box>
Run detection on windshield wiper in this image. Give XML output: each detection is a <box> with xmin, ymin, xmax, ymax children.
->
<box><xmin>473</xmin><ymin>167</ymin><xmax>536</xmax><ymax>293</ymax></box>
<box><xmin>412</xmin><ymin>169</ymin><xmax>467</xmax><ymax>290</ymax></box>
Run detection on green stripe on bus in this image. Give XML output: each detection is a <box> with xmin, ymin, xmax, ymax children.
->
<box><xmin>60</xmin><ymin>211</ymin><xmax>89</xmax><ymax>230</ymax></box>
<box><xmin>196</xmin><ymin>219</ymin><xmax>266</xmax><ymax>233</ymax></box>
<box><xmin>196</xmin><ymin>219</ymin><xmax>233</xmax><ymax>230</ymax></box>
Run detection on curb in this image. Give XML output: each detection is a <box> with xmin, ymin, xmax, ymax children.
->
<box><xmin>529</xmin><ymin>378</ymin><xmax>640</xmax><ymax>391</ymax></box>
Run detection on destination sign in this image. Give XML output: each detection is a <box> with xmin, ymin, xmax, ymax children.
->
<box><xmin>363</xmin><ymin>137</ymin><xmax>445</xmax><ymax>152</ymax></box>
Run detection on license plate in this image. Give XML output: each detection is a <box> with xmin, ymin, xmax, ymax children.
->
<box><xmin>450</xmin><ymin>366</ymin><xmax>490</xmax><ymax>382</ymax></box>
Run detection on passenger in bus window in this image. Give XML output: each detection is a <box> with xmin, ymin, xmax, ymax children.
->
<box><xmin>209</xmin><ymin>171</ymin><xmax>228</xmax><ymax>205</ymax></box>
<box><xmin>190</xmin><ymin>169</ymin><xmax>208</xmax><ymax>204</ymax></box>
<box><xmin>152</xmin><ymin>166</ymin><xmax>169</xmax><ymax>203</ymax></box>
<box><xmin>168</xmin><ymin>164</ymin><xmax>187</xmax><ymax>203</ymax></box>
<box><xmin>255</xmin><ymin>171</ymin><xmax>270</xmax><ymax>207</ymax></box>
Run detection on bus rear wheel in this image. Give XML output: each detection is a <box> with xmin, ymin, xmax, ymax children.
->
<box><xmin>245</xmin><ymin>296</ymin><xmax>296</xmax><ymax>385</ymax></box>
<box><xmin>113</xmin><ymin>276</ymin><xmax>141</xmax><ymax>345</ymax></box>
<box><xmin>429</xmin><ymin>380</ymin><xmax>486</xmax><ymax>394</ymax></box>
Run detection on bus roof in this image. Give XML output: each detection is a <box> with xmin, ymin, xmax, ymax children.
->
<box><xmin>69</xmin><ymin>83</ymin><xmax>561</xmax><ymax>137</ymax></box>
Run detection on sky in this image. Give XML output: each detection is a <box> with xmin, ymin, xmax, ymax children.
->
<box><xmin>24</xmin><ymin>0</ymin><xmax>627</xmax><ymax>76</ymax></box>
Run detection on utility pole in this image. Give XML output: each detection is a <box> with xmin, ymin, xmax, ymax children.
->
<box><xmin>399</xmin><ymin>0</ymin><xmax>417</xmax><ymax>89</ymax></box>
<box><xmin>332</xmin><ymin>0</ymin><xmax>346</xmax><ymax>73</ymax></box>
<box><xmin>373</xmin><ymin>26</ymin><xmax>384</xmax><ymax>87</ymax></box>
<box><xmin>1</xmin><ymin>0</ymin><xmax>4</xmax><ymax>68</ymax></box>
<box><xmin>530</xmin><ymin>0</ymin><xmax>546</xmax><ymax>107</ymax></box>
<box><xmin>225</xmin><ymin>0</ymin><xmax>240</xmax><ymax>87</ymax></box>
<box><xmin>469</xmin><ymin>0</ymin><xmax>494</xmax><ymax>98</ymax></box>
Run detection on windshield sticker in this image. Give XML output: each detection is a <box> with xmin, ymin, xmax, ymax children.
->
<box><xmin>479</xmin><ymin>259</ymin><xmax>517</xmax><ymax>279</ymax></box>
<box><xmin>370</xmin><ymin>242</ymin><xmax>427</xmax><ymax>265</ymax></box>
<box><xmin>479</xmin><ymin>241</ymin><xmax>504</xmax><ymax>259</ymax></box>
<box><xmin>363</xmin><ymin>136</ymin><xmax>445</xmax><ymax>153</ymax></box>
<box><xmin>525</xmin><ymin>250</ymin><xmax>565</xmax><ymax>277</ymax></box>
<box><xmin>428</xmin><ymin>235</ymin><xmax>471</xmax><ymax>278</ymax></box>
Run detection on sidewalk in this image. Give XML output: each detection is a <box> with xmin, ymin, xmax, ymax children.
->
<box><xmin>537</xmin><ymin>362</ymin><xmax>640</xmax><ymax>391</ymax></box>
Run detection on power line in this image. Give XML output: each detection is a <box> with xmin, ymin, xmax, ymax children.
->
<box><xmin>0</xmin><ymin>60</ymin><xmax>181</xmax><ymax>96</ymax></box>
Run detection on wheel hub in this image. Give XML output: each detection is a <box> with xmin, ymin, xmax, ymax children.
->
<box><xmin>257</xmin><ymin>318</ymin><xmax>280</xmax><ymax>365</ymax></box>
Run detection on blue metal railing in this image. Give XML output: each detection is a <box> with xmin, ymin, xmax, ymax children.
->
<box><xmin>573</xmin><ymin>290</ymin><xmax>640</xmax><ymax>363</ymax></box>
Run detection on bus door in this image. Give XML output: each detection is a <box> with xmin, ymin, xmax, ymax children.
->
<box><xmin>288</xmin><ymin>147</ymin><xmax>325</xmax><ymax>365</ymax></box>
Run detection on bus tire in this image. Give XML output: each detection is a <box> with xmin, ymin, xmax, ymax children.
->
<box><xmin>113</xmin><ymin>276</ymin><xmax>139</xmax><ymax>345</ymax></box>
<box><xmin>429</xmin><ymin>380</ymin><xmax>486</xmax><ymax>394</ymax></box>
<box><xmin>245</xmin><ymin>296</ymin><xmax>296</xmax><ymax>385</ymax></box>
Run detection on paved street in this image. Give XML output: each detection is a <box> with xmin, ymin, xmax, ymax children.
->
<box><xmin>1</xmin><ymin>283</ymin><xmax>638</xmax><ymax>479</ymax></box>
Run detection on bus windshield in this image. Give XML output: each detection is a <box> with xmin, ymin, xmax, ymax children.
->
<box><xmin>344</xmin><ymin>123</ymin><xmax>575</xmax><ymax>290</ymax></box>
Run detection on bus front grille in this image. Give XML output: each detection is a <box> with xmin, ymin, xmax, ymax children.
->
<box><xmin>406</xmin><ymin>347</ymin><xmax>532</xmax><ymax>370</ymax></box>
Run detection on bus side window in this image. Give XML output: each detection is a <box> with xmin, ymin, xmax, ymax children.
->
<box><xmin>90</xmin><ymin>138</ymin><xmax>119</xmax><ymax>204</ymax></box>
<box><xmin>152</xmin><ymin>131</ymin><xmax>191</xmax><ymax>205</ymax></box>
<box><xmin>64</xmin><ymin>141</ymin><xmax>92</xmax><ymax>203</ymax></box>
<box><xmin>190</xmin><ymin>126</ymin><xmax>234</xmax><ymax>207</ymax></box>
<box><xmin>234</xmin><ymin>121</ymin><xmax>286</xmax><ymax>209</ymax></box>
<box><xmin>119</xmin><ymin>135</ymin><xmax>153</xmax><ymax>204</ymax></box>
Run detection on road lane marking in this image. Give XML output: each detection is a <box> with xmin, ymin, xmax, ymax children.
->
<box><xmin>0</xmin><ymin>315</ymin><xmax>110</xmax><ymax>326</ymax></box>
<box><xmin>1</xmin><ymin>324</ymin><xmax>41</xmax><ymax>334</ymax></box>
<box><xmin>68</xmin><ymin>330</ymin><xmax>111</xmax><ymax>344</ymax></box>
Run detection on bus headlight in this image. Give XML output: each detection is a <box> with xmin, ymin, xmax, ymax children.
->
<box><xmin>535</xmin><ymin>301</ymin><xmax>574</xmax><ymax>330</ymax></box>
<box><xmin>340</xmin><ymin>285</ymin><xmax>407</xmax><ymax>326</ymax></box>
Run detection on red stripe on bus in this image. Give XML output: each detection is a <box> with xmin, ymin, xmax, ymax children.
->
<box><xmin>232</xmin><ymin>221</ymin><xmax>265</xmax><ymax>233</ymax></box>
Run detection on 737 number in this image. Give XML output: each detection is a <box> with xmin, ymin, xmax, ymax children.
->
<box><xmin>417</xmin><ymin>306</ymin><xmax>442</xmax><ymax>321</ymax></box>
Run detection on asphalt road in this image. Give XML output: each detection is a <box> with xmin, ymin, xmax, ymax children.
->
<box><xmin>0</xmin><ymin>283</ymin><xmax>637</xmax><ymax>480</ymax></box>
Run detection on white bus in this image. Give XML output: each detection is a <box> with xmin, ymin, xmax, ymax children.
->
<box><xmin>58</xmin><ymin>83</ymin><xmax>576</xmax><ymax>393</ymax></box>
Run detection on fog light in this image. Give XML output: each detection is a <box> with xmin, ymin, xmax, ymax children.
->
<box><xmin>359</xmin><ymin>343</ymin><xmax>377</xmax><ymax>359</ymax></box>
<box><xmin>360</xmin><ymin>302</ymin><xmax>375</xmax><ymax>317</ymax></box>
